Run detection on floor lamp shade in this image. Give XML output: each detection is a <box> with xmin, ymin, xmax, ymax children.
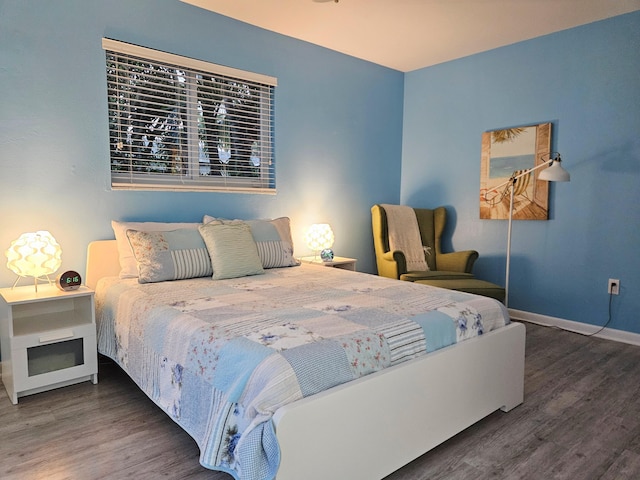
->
<box><xmin>538</xmin><ymin>154</ymin><xmax>570</xmax><ymax>182</ymax></box>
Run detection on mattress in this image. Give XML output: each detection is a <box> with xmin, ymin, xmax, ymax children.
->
<box><xmin>95</xmin><ymin>264</ymin><xmax>509</xmax><ymax>480</ymax></box>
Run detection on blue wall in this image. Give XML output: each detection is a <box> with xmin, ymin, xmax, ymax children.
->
<box><xmin>1</xmin><ymin>1</ymin><xmax>638</xmax><ymax>335</ymax></box>
<box><xmin>0</xmin><ymin>0</ymin><xmax>404</xmax><ymax>284</ymax></box>
<box><xmin>402</xmin><ymin>12</ymin><xmax>640</xmax><ymax>333</ymax></box>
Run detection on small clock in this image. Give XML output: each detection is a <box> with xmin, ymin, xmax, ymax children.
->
<box><xmin>56</xmin><ymin>270</ymin><xmax>82</xmax><ymax>291</ymax></box>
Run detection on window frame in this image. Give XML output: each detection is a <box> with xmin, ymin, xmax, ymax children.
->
<box><xmin>102</xmin><ymin>38</ymin><xmax>277</xmax><ymax>194</ymax></box>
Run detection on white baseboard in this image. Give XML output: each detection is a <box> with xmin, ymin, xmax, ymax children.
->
<box><xmin>508</xmin><ymin>308</ymin><xmax>640</xmax><ymax>347</ymax></box>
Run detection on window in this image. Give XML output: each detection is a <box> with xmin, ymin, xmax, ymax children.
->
<box><xmin>102</xmin><ymin>39</ymin><xmax>276</xmax><ymax>193</ymax></box>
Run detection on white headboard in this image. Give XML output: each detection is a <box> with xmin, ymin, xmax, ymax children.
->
<box><xmin>86</xmin><ymin>240</ymin><xmax>120</xmax><ymax>289</ymax></box>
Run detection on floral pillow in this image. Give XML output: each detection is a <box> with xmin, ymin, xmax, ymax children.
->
<box><xmin>112</xmin><ymin>220</ymin><xmax>201</xmax><ymax>279</ymax></box>
<box><xmin>126</xmin><ymin>228</ymin><xmax>212</xmax><ymax>283</ymax></box>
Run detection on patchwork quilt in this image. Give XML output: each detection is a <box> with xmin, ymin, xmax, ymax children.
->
<box><xmin>95</xmin><ymin>264</ymin><xmax>509</xmax><ymax>480</ymax></box>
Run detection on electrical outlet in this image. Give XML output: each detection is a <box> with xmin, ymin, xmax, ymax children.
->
<box><xmin>608</xmin><ymin>278</ymin><xmax>620</xmax><ymax>295</ymax></box>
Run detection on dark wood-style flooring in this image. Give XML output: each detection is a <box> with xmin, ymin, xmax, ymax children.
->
<box><xmin>1</xmin><ymin>322</ymin><xmax>639</xmax><ymax>480</ymax></box>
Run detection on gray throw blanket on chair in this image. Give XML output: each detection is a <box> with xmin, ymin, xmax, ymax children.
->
<box><xmin>381</xmin><ymin>204</ymin><xmax>429</xmax><ymax>271</ymax></box>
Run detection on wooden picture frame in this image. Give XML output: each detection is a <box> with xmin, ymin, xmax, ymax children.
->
<box><xmin>480</xmin><ymin>123</ymin><xmax>552</xmax><ymax>220</ymax></box>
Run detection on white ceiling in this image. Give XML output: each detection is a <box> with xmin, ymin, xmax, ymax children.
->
<box><xmin>181</xmin><ymin>0</ymin><xmax>640</xmax><ymax>72</ymax></box>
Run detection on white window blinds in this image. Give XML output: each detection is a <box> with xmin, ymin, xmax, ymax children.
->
<box><xmin>103</xmin><ymin>39</ymin><xmax>277</xmax><ymax>193</ymax></box>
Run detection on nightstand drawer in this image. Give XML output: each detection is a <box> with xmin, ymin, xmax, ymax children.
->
<box><xmin>12</xmin><ymin>323</ymin><xmax>96</xmax><ymax>350</ymax></box>
<box><xmin>12</xmin><ymin>328</ymin><xmax>97</xmax><ymax>392</ymax></box>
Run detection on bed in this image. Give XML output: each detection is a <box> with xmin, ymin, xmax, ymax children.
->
<box><xmin>87</xmin><ymin>232</ymin><xmax>525</xmax><ymax>480</ymax></box>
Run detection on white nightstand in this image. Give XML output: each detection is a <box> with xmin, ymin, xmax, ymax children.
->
<box><xmin>0</xmin><ymin>285</ymin><xmax>98</xmax><ymax>404</ymax></box>
<box><xmin>299</xmin><ymin>256</ymin><xmax>357</xmax><ymax>271</ymax></box>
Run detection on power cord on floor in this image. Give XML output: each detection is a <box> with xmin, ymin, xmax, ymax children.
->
<box><xmin>535</xmin><ymin>291</ymin><xmax>614</xmax><ymax>338</ymax></box>
<box><xmin>580</xmin><ymin>291</ymin><xmax>614</xmax><ymax>337</ymax></box>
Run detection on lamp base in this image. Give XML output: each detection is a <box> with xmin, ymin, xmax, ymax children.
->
<box><xmin>320</xmin><ymin>249</ymin><xmax>334</xmax><ymax>262</ymax></box>
<box><xmin>11</xmin><ymin>275</ymin><xmax>54</xmax><ymax>292</ymax></box>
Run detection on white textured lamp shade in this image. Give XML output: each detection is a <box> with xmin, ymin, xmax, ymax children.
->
<box><xmin>5</xmin><ymin>231</ymin><xmax>62</xmax><ymax>290</ymax></box>
<box><xmin>304</xmin><ymin>224</ymin><xmax>335</xmax><ymax>251</ymax></box>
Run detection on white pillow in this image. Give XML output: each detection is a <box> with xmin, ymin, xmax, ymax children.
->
<box><xmin>111</xmin><ymin>220</ymin><xmax>201</xmax><ymax>279</ymax></box>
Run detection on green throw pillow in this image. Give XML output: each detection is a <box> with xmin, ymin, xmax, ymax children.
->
<box><xmin>198</xmin><ymin>222</ymin><xmax>265</xmax><ymax>280</ymax></box>
<box><xmin>203</xmin><ymin>215</ymin><xmax>299</xmax><ymax>269</ymax></box>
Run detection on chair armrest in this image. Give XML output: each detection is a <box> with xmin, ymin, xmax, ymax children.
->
<box><xmin>376</xmin><ymin>249</ymin><xmax>411</xmax><ymax>280</ymax></box>
<box><xmin>392</xmin><ymin>250</ymin><xmax>408</xmax><ymax>277</ymax></box>
<box><xmin>437</xmin><ymin>250</ymin><xmax>478</xmax><ymax>273</ymax></box>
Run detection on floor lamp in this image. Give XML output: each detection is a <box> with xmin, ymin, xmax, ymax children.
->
<box><xmin>487</xmin><ymin>152</ymin><xmax>570</xmax><ymax>307</ymax></box>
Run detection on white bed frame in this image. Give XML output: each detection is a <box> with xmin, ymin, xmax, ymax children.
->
<box><xmin>87</xmin><ymin>240</ymin><xmax>525</xmax><ymax>480</ymax></box>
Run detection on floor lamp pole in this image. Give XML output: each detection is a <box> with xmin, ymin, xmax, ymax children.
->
<box><xmin>498</xmin><ymin>153</ymin><xmax>569</xmax><ymax>309</ymax></box>
<box><xmin>505</xmin><ymin>179</ymin><xmax>516</xmax><ymax>308</ymax></box>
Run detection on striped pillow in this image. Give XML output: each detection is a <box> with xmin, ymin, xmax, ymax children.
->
<box><xmin>126</xmin><ymin>229</ymin><xmax>212</xmax><ymax>283</ymax></box>
<box><xmin>203</xmin><ymin>215</ymin><xmax>299</xmax><ymax>269</ymax></box>
<box><xmin>198</xmin><ymin>222</ymin><xmax>265</xmax><ymax>280</ymax></box>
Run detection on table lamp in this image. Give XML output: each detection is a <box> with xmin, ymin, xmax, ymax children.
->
<box><xmin>5</xmin><ymin>231</ymin><xmax>62</xmax><ymax>291</ymax></box>
<box><xmin>304</xmin><ymin>224</ymin><xmax>335</xmax><ymax>261</ymax></box>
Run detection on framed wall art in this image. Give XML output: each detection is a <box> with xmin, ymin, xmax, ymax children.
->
<box><xmin>480</xmin><ymin>123</ymin><xmax>552</xmax><ymax>220</ymax></box>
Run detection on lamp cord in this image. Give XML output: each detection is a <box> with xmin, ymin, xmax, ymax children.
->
<box><xmin>547</xmin><ymin>292</ymin><xmax>614</xmax><ymax>338</ymax></box>
<box><xmin>581</xmin><ymin>291</ymin><xmax>614</xmax><ymax>337</ymax></box>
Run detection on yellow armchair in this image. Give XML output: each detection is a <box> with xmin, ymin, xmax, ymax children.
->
<box><xmin>371</xmin><ymin>204</ymin><xmax>505</xmax><ymax>302</ymax></box>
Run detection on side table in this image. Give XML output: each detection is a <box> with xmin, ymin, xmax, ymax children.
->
<box><xmin>0</xmin><ymin>285</ymin><xmax>98</xmax><ymax>404</ymax></box>
<box><xmin>299</xmin><ymin>256</ymin><xmax>357</xmax><ymax>271</ymax></box>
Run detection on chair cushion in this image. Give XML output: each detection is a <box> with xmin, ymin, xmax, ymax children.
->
<box><xmin>414</xmin><ymin>278</ymin><xmax>506</xmax><ymax>303</ymax></box>
<box><xmin>400</xmin><ymin>271</ymin><xmax>474</xmax><ymax>282</ymax></box>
